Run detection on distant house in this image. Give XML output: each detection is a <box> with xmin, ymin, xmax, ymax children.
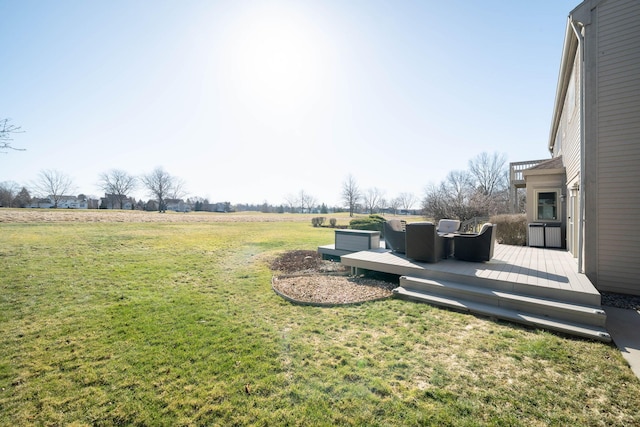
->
<box><xmin>27</xmin><ymin>198</ymin><xmax>54</xmax><ymax>209</ymax></box>
<box><xmin>512</xmin><ymin>0</ymin><xmax>640</xmax><ymax>296</ymax></box>
<box><xmin>164</xmin><ymin>199</ymin><xmax>190</xmax><ymax>212</ymax></box>
<box><xmin>100</xmin><ymin>193</ymin><xmax>135</xmax><ymax>210</ymax></box>
<box><xmin>87</xmin><ymin>198</ymin><xmax>100</xmax><ymax>209</ymax></box>
<box><xmin>28</xmin><ymin>195</ymin><xmax>89</xmax><ymax>209</ymax></box>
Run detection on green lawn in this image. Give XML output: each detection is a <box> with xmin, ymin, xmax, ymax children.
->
<box><xmin>1</xmin><ymin>214</ymin><xmax>639</xmax><ymax>426</ymax></box>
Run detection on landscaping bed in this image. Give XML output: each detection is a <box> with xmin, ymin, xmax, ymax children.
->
<box><xmin>270</xmin><ymin>250</ymin><xmax>395</xmax><ymax>305</ymax></box>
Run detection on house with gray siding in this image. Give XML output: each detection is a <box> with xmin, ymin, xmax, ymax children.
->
<box><xmin>515</xmin><ymin>0</ymin><xmax>640</xmax><ymax>295</ymax></box>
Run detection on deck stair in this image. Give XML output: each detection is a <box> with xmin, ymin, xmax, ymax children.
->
<box><xmin>395</xmin><ymin>276</ymin><xmax>611</xmax><ymax>342</ymax></box>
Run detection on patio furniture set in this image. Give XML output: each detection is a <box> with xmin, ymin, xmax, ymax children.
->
<box><xmin>384</xmin><ymin>219</ymin><xmax>496</xmax><ymax>263</ymax></box>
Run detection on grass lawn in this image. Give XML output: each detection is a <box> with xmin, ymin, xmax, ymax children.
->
<box><xmin>1</xmin><ymin>210</ymin><xmax>639</xmax><ymax>426</ymax></box>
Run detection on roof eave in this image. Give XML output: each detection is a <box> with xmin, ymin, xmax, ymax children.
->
<box><xmin>523</xmin><ymin>167</ymin><xmax>566</xmax><ymax>178</ymax></box>
<box><xmin>548</xmin><ymin>19</ymin><xmax>579</xmax><ymax>154</ymax></box>
<box><xmin>547</xmin><ymin>0</ymin><xmax>597</xmax><ymax>154</ymax></box>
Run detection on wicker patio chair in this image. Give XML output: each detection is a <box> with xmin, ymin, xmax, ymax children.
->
<box><xmin>453</xmin><ymin>223</ymin><xmax>496</xmax><ymax>262</ymax></box>
<box><xmin>384</xmin><ymin>219</ymin><xmax>406</xmax><ymax>253</ymax></box>
<box><xmin>405</xmin><ymin>222</ymin><xmax>445</xmax><ymax>263</ymax></box>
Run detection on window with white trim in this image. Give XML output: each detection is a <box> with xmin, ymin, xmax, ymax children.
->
<box><xmin>537</xmin><ymin>191</ymin><xmax>558</xmax><ymax>221</ymax></box>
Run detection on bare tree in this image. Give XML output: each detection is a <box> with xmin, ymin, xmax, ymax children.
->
<box><xmin>0</xmin><ymin>181</ymin><xmax>20</xmax><ymax>207</ymax></box>
<box><xmin>0</xmin><ymin>118</ymin><xmax>25</xmax><ymax>153</ymax></box>
<box><xmin>397</xmin><ymin>192</ymin><xmax>416</xmax><ymax>213</ymax></box>
<box><xmin>422</xmin><ymin>152</ymin><xmax>510</xmax><ymax>222</ymax></box>
<box><xmin>284</xmin><ymin>193</ymin><xmax>298</xmax><ymax>213</ymax></box>
<box><xmin>444</xmin><ymin>170</ymin><xmax>474</xmax><ymax>207</ymax></box>
<box><xmin>33</xmin><ymin>169</ymin><xmax>75</xmax><ymax>208</ymax></box>
<box><xmin>468</xmin><ymin>152</ymin><xmax>510</xmax><ymax>215</ymax></box>
<box><xmin>298</xmin><ymin>189</ymin><xmax>317</xmax><ymax>213</ymax></box>
<box><xmin>422</xmin><ymin>171</ymin><xmax>474</xmax><ymax>221</ymax></box>
<box><xmin>468</xmin><ymin>152</ymin><xmax>508</xmax><ymax>196</ymax></box>
<box><xmin>379</xmin><ymin>198</ymin><xmax>388</xmax><ymax>213</ymax></box>
<box><xmin>169</xmin><ymin>177</ymin><xmax>188</xmax><ymax>200</ymax></box>
<box><xmin>388</xmin><ymin>197</ymin><xmax>401</xmax><ymax>215</ymax></box>
<box><xmin>341</xmin><ymin>174</ymin><xmax>361</xmax><ymax>217</ymax></box>
<box><xmin>363</xmin><ymin>187</ymin><xmax>384</xmax><ymax>214</ymax></box>
<box><xmin>140</xmin><ymin>167</ymin><xmax>178</xmax><ymax>213</ymax></box>
<box><xmin>97</xmin><ymin>169</ymin><xmax>137</xmax><ymax>209</ymax></box>
<box><xmin>422</xmin><ymin>183</ymin><xmax>448</xmax><ymax>220</ymax></box>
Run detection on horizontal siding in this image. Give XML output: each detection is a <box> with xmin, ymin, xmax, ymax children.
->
<box><xmin>598</xmin><ymin>68</ymin><xmax>640</xmax><ymax>88</ymax></box>
<box><xmin>594</xmin><ymin>0</ymin><xmax>640</xmax><ymax>295</ymax></box>
<box><xmin>598</xmin><ymin>1</ymin><xmax>640</xmax><ymax>23</ymax></box>
<box><xmin>598</xmin><ymin>141</ymin><xmax>640</xmax><ymax>152</ymax></box>
<box><xmin>600</xmin><ymin>77</ymin><xmax>640</xmax><ymax>97</ymax></box>
<box><xmin>557</xmin><ymin>55</ymin><xmax>581</xmax><ymax>180</ymax></box>
<box><xmin>596</xmin><ymin>212</ymin><xmax>640</xmax><ymax>227</ymax></box>
<box><xmin>599</xmin><ymin>33</ymin><xmax>640</xmax><ymax>53</ymax></box>
<box><xmin>598</xmin><ymin>108</ymin><xmax>640</xmax><ymax>122</ymax></box>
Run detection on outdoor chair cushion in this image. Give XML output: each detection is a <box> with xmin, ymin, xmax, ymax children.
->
<box><xmin>437</xmin><ymin>219</ymin><xmax>461</xmax><ymax>234</ymax></box>
<box><xmin>453</xmin><ymin>223</ymin><xmax>496</xmax><ymax>262</ymax></box>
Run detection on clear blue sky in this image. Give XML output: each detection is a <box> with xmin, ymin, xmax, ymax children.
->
<box><xmin>1</xmin><ymin>0</ymin><xmax>578</xmax><ymax>206</ymax></box>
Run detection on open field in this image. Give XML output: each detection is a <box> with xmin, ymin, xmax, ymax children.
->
<box><xmin>0</xmin><ymin>208</ymin><xmax>354</xmax><ymax>224</ymax></box>
<box><xmin>1</xmin><ymin>209</ymin><xmax>639</xmax><ymax>425</ymax></box>
<box><xmin>0</xmin><ymin>208</ymin><xmax>424</xmax><ymax>225</ymax></box>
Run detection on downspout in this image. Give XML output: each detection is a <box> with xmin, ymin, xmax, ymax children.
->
<box><xmin>570</xmin><ymin>18</ymin><xmax>585</xmax><ymax>273</ymax></box>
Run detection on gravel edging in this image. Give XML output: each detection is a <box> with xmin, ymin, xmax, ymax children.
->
<box><xmin>600</xmin><ymin>292</ymin><xmax>640</xmax><ymax>310</ymax></box>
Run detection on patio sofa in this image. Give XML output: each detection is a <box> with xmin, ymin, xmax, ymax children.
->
<box><xmin>405</xmin><ymin>222</ymin><xmax>444</xmax><ymax>263</ymax></box>
<box><xmin>453</xmin><ymin>223</ymin><xmax>496</xmax><ymax>262</ymax></box>
<box><xmin>384</xmin><ymin>219</ymin><xmax>406</xmax><ymax>253</ymax></box>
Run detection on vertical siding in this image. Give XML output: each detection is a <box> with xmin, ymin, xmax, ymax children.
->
<box><xmin>594</xmin><ymin>0</ymin><xmax>640</xmax><ymax>294</ymax></box>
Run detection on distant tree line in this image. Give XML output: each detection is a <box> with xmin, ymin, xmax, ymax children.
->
<box><xmin>0</xmin><ymin>167</ymin><xmax>189</xmax><ymax>212</ymax></box>
<box><xmin>1</xmin><ymin>118</ymin><xmax>511</xmax><ymax>219</ymax></box>
<box><xmin>340</xmin><ymin>151</ymin><xmax>512</xmax><ymax>222</ymax></box>
<box><xmin>340</xmin><ymin>174</ymin><xmax>418</xmax><ymax>217</ymax></box>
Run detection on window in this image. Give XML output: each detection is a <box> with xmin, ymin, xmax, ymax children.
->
<box><xmin>537</xmin><ymin>192</ymin><xmax>558</xmax><ymax>220</ymax></box>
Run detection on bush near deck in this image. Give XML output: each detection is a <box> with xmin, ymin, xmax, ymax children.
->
<box><xmin>1</xmin><ymin>210</ymin><xmax>639</xmax><ymax>426</ymax></box>
<box><xmin>491</xmin><ymin>213</ymin><xmax>528</xmax><ymax>246</ymax></box>
<box><xmin>349</xmin><ymin>214</ymin><xmax>386</xmax><ymax>235</ymax></box>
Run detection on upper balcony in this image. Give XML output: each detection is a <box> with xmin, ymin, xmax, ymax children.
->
<box><xmin>509</xmin><ymin>159</ymin><xmax>549</xmax><ymax>188</ymax></box>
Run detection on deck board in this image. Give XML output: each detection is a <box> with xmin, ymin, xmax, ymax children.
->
<box><xmin>338</xmin><ymin>243</ymin><xmax>600</xmax><ymax>306</ymax></box>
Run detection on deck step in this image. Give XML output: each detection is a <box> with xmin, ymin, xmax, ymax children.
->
<box><xmin>399</xmin><ymin>276</ymin><xmax>607</xmax><ymax>327</ymax></box>
<box><xmin>395</xmin><ymin>277</ymin><xmax>611</xmax><ymax>342</ymax></box>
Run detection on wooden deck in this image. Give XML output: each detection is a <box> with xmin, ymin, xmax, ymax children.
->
<box><xmin>337</xmin><ymin>244</ymin><xmax>600</xmax><ymax>305</ymax></box>
<box><xmin>320</xmin><ymin>243</ymin><xmax>610</xmax><ymax>341</ymax></box>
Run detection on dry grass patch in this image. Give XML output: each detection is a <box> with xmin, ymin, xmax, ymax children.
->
<box><xmin>0</xmin><ymin>208</ymin><xmax>420</xmax><ymax>225</ymax></box>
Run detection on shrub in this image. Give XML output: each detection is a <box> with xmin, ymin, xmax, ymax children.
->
<box><xmin>329</xmin><ymin>218</ymin><xmax>337</xmax><ymax>227</ymax></box>
<box><xmin>349</xmin><ymin>215</ymin><xmax>385</xmax><ymax>235</ymax></box>
<box><xmin>311</xmin><ymin>217</ymin><xmax>326</xmax><ymax>227</ymax></box>
<box><xmin>490</xmin><ymin>214</ymin><xmax>527</xmax><ymax>246</ymax></box>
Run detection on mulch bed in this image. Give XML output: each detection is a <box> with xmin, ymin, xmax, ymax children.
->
<box><xmin>270</xmin><ymin>250</ymin><xmax>396</xmax><ymax>305</ymax></box>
